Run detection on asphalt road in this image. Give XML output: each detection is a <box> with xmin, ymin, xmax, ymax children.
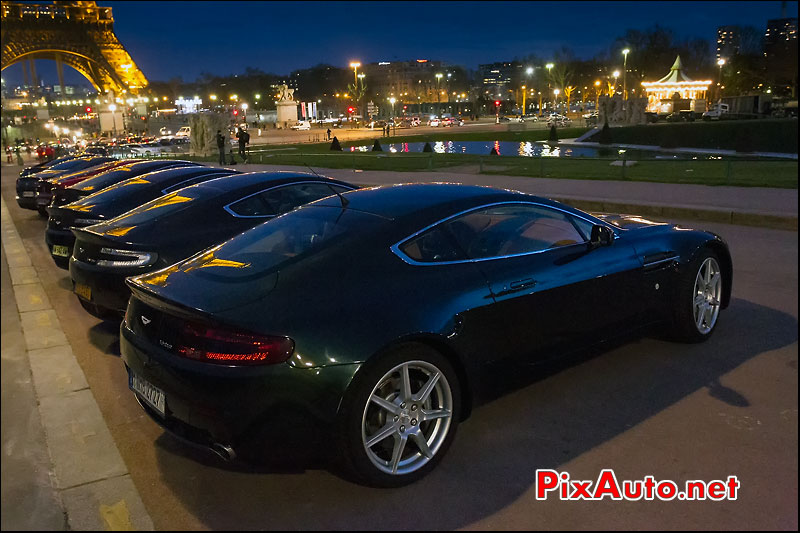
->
<box><xmin>1</xmin><ymin>163</ymin><xmax>797</xmax><ymax>530</ymax></box>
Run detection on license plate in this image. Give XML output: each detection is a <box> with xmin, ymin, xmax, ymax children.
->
<box><xmin>52</xmin><ymin>245</ymin><xmax>70</xmax><ymax>257</ymax></box>
<box><xmin>129</xmin><ymin>371</ymin><xmax>166</xmax><ymax>417</ymax></box>
<box><xmin>22</xmin><ymin>191</ymin><xmax>35</xmax><ymax>197</ymax></box>
<box><xmin>74</xmin><ymin>283</ymin><xmax>92</xmax><ymax>301</ymax></box>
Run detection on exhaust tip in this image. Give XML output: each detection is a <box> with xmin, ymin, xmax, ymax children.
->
<box><xmin>211</xmin><ymin>443</ymin><xmax>236</xmax><ymax>462</ymax></box>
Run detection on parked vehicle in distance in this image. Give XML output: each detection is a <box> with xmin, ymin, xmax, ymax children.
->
<box><xmin>69</xmin><ymin>172</ymin><xmax>356</xmax><ymax>319</ymax></box>
<box><xmin>118</xmin><ymin>183</ymin><xmax>732</xmax><ymax>487</ymax></box>
<box><xmin>702</xmin><ymin>103</ymin><xmax>730</xmax><ymax>120</ymax></box>
<box><xmin>50</xmin><ymin>159</ymin><xmax>201</xmax><ymax>208</ymax></box>
<box><xmin>428</xmin><ymin>118</ymin><xmax>441</xmax><ymax>127</ymax></box>
<box><xmin>46</xmin><ymin>166</ymin><xmax>239</xmax><ymax>269</ymax></box>
<box><xmin>16</xmin><ymin>156</ymin><xmax>115</xmax><ymax>213</ymax></box>
<box><xmin>175</xmin><ymin>126</ymin><xmax>191</xmax><ymax>137</ymax></box>
<box><xmin>291</xmin><ymin>121</ymin><xmax>311</xmax><ymax>131</ymax></box>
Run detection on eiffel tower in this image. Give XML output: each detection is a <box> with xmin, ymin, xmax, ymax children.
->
<box><xmin>1</xmin><ymin>0</ymin><xmax>148</xmax><ymax>96</ymax></box>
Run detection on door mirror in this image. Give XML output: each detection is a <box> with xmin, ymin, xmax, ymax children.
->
<box><xmin>589</xmin><ymin>225</ymin><xmax>614</xmax><ymax>248</ymax></box>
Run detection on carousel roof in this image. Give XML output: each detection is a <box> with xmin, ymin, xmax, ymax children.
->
<box><xmin>655</xmin><ymin>56</ymin><xmax>695</xmax><ymax>83</ymax></box>
<box><xmin>641</xmin><ymin>55</ymin><xmax>712</xmax><ymax>88</ymax></box>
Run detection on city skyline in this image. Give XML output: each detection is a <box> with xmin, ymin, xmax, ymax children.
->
<box><xmin>1</xmin><ymin>0</ymin><xmax>797</xmax><ymax>89</ymax></box>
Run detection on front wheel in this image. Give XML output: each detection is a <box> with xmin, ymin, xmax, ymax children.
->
<box><xmin>669</xmin><ymin>250</ymin><xmax>724</xmax><ymax>343</ymax></box>
<box><xmin>335</xmin><ymin>343</ymin><xmax>461</xmax><ymax>487</ymax></box>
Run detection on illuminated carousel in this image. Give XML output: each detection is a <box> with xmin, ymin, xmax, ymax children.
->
<box><xmin>641</xmin><ymin>56</ymin><xmax>712</xmax><ymax>114</ymax></box>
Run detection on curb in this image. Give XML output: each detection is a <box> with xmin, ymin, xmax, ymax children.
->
<box><xmin>1</xmin><ymin>197</ymin><xmax>154</xmax><ymax>531</ymax></box>
<box><xmin>549</xmin><ymin>196</ymin><xmax>798</xmax><ymax>231</ymax></box>
<box><xmin>354</xmin><ymin>183</ymin><xmax>797</xmax><ymax>231</ymax></box>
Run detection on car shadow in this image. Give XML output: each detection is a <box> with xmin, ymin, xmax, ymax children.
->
<box><xmin>87</xmin><ymin>319</ymin><xmax>121</xmax><ymax>357</ymax></box>
<box><xmin>152</xmin><ymin>297</ymin><xmax>796</xmax><ymax>529</ymax></box>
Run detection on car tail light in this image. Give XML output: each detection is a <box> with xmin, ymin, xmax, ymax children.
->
<box><xmin>176</xmin><ymin>322</ymin><xmax>294</xmax><ymax>366</ymax></box>
<box><xmin>96</xmin><ymin>247</ymin><xmax>155</xmax><ymax>268</ymax></box>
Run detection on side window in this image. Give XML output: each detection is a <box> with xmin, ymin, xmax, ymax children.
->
<box><xmin>260</xmin><ymin>183</ymin><xmax>344</xmax><ymax>215</ymax></box>
<box><xmin>400</xmin><ymin>226</ymin><xmax>466</xmax><ymax>263</ymax></box>
<box><xmin>443</xmin><ymin>204</ymin><xmax>586</xmax><ymax>259</ymax></box>
<box><xmin>227</xmin><ymin>193</ymin><xmax>273</xmax><ymax>217</ymax></box>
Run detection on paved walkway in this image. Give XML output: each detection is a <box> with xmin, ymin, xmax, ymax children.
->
<box><xmin>1</xmin><ymin>195</ymin><xmax>154</xmax><ymax>531</ymax></box>
<box><xmin>208</xmin><ymin>162</ymin><xmax>799</xmax><ymax>230</ymax></box>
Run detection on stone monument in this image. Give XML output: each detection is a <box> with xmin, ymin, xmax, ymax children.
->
<box><xmin>275</xmin><ymin>84</ymin><xmax>298</xmax><ymax>129</ymax></box>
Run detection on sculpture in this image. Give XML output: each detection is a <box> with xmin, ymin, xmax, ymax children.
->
<box><xmin>277</xmin><ymin>84</ymin><xmax>294</xmax><ymax>102</ymax></box>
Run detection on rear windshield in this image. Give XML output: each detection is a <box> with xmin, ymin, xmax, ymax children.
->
<box><xmin>176</xmin><ymin>206</ymin><xmax>383</xmax><ymax>278</ymax></box>
<box><xmin>101</xmin><ymin>185</ymin><xmax>213</xmax><ymax>228</ymax></box>
<box><xmin>48</xmin><ymin>158</ymin><xmax>91</xmax><ymax>171</ymax></box>
<box><xmin>74</xmin><ymin>162</ymin><xmax>188</xmax><ymax>192</ymax></box>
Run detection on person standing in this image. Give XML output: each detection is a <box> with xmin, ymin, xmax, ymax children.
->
<box><xmin>236</xmin><ymin>127</ymin><xmax>249</xmax><ymax>163</ymax></box>
<box><xmin>326</xmin><ymin>128</ymin><xmax>331</xmax><ymax>141</ymax></box>
<box><xmin>216</xmin><ymin>130</ymin><xmax>226</xmax><ymax>165</ymax></box>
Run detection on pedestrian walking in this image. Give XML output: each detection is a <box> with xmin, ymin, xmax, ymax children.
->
<box><xmin>215</xmin><ymin>129</ymin><xmax>226</xmax><ymax>165</ymax></box>
<box><xmin>16</xmin><ymin>146</ymin><xmax>24</xmax><ymax>166</ymax></box>
<box><xmin>326</xmin><ymin>128</ymin><xmax>331</xmax><ymax>141</ymax></box>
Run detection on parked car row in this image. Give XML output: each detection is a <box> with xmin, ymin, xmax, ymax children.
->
<box><xmin>14</xmin><ymin>155</ymin><xmax>732</xmax><ymax>487</ymax></box>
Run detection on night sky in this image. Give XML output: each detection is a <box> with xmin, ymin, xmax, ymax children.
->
<box><xmin>3</xmin><ymin>0</ymin><xmax>798</xmax><ymax>88</ymax></box>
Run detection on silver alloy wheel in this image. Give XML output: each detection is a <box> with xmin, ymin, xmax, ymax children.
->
<box><xmin>693</xmin><ymin>257</ymin><xmax>722</xmax><ymax>335</ymax></box>
<box><xmin>361</xmin><ymin>360</ymin><xmax>453</xmax><ymax>476</ymax></box>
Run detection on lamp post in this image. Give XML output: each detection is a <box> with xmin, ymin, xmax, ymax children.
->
<box><xmin>521</xmin><ymin>85</ymin><xmax>527</xmax><ymax>116</ymax></box>
<box><xmin>357</xmin><ymin>72</ymin><xmax>365</xmax><ymax>119</ymax></box>
<box><xmin>553</xmin><ymin>88</ymin><xmax>560</xmax><ymax>112</ymax></box>
<box><xmin>388</xmin><ymin>96</ymin><xmax>396</xmax><ymax>118</ymax></box>
<box><xmin>349</xmin><ymin>62</ymin><xmax>360</xmax><ymax>87</ymax></box>
<box><xmin>546</xmin><ymin>62</ymin><xmax>554</xmax><ymax>110</ymax></box>
<box><xmin>435</xmin><ymin>73</ymin><xmax>443</xmax><ymax>115</ymax></box>
<box><xmin>241</xmin><ymin>103</ymin><xmax>248</xmax><ymax>123</ymax></box>
<box><xmin>594</xmin><ymin>80</ymin><xmax>601</xmax><ymax>111</ymax></box>
<box><xmin>523</xmin><ymin>66</ymin><xmax>533</xmax><ymax>115</ymax></box>
<box><xmin>612</xmin><ymin>70</ymin><xmax>620</xmax><ymax>96</ymax></box>
<box><xmin>622</xmin><ymin>48</ymin><xmax>630</xmax><ymax>101</ymax></box>
<box><xmin>717</xmin><ymin>58</ymin><xmax>726</xmax><ymax>101</ymax></box>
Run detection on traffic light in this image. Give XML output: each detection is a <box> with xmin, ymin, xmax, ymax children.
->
<box><xmin>347</xmin><ymin>107</ymin><xmax>354</xmax><ymax>113</ymax></box>
<box><xmin>85</xmin><ymin>106</ymin><xmax>92</xmax><ymax>113</ymax></box>
<box><xmin>495</xmin><ymin>100</ymin><xmax>500</xmax><ymax>107</ymax></box>
<box><xmin>233</xmin><ymin>109</ymin><xmax>239</xmax><ymax>116</ymax></box>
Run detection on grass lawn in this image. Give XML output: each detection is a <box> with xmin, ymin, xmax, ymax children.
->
<box><xmin>175</xmin><ymin>125</ymin><xmax>796</xmax><ymax>189</ymax></box>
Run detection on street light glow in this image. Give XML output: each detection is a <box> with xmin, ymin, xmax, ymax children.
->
<box><xmin>526</xmin><ymin>67</ymin><xmax>533</xmax><ymax>75</ymax></box>
<box><xmin>717</xmin><ymin>58</ymin><xmax>726</xmax><ymax>66</ymax></box>
<box><xmin>349</xmin><ymin>62</ymin><xmax>361</xmax><ymax>68</ymax></box>
<box><xmin>613</xmin><ymin>70</ymin><xmax>620</xmax><ymax>78</ymax></box>
<box><xmin>622</xmin><ymin>48</ymin><xmax>630</xmax><ymax>56</ymax></box>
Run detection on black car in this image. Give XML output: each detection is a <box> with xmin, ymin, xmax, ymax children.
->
<box><xmin>46</xmin><ymin>166</ymin><xmax>240</xmax><ymax>270</ymax></box>
<box><xmin>119</xmin><ymin>183</ymin><xmax>732</xmax><ymax>487</ymax></box>
<box><xmin>18</xmin><ymin>154</ymin><xmax>77</xmax><ymax>178</ymax></box>
<box><xmin>50</xmin><ymin>159</ymin><xmax>201</xmax><ymax>208</ymax></box>
<box><xmin>70</xmin><ymin>172</ymin><xmax>356</xmax><ymax>318</ymax></box>
<box><xmin>16</xmin><ymin>156</ymin><xmax>115</xmax><ymax>211</ymax></box>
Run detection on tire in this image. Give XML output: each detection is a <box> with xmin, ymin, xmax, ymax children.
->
<box><xmin>669</xmin><ymin>249</ymin><xmax>724</xmax><ymax>343</ymax></box>
<box><xmin>334</xmin><ymin>342</ymin><xmax>461</xmax><ymax>487</ymax></box>
<box><xmin>37</xmin><ymin>206</ymin><xmax>48</xmax><ymax>217</ymax></box>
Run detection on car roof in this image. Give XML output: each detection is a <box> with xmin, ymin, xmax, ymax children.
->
<box><xmin>191</xmin><ymin>171</ymin><xmax>352</xmax><ymax>194</ymax></box>
<box><xmin>309</xmin><ymin>183</ymin><xmax>554</xmax><ymax>220</ymax></box>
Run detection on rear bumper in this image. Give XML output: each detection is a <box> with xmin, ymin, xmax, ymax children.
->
<box><xmin>45</xmin><ymin>228</ymin><xmax>75</xmax><ymax>270</ymax></box>
<box><xmin>120</xmin><ymin>324</ymin><xmax>359</xmax><ymax>461</ymax></box>
<box><xmin>69</xmin><ymin>256</ymin><xmax>143</xmax><ymax>315</ymax></box>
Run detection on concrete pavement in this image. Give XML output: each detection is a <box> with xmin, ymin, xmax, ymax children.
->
<box><xmin>1</xmin><ymin>193</ymin><xmax>154</xmax><ymax>531</ymax></box>
<box><xmin>208</xmin><ymin>162</ymin><xmax>799</xmax><ymax>230</ymax></box>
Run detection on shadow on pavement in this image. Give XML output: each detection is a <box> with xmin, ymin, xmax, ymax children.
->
<box><xmin>142</xmin><ymin>297</ymin><xmax>794</xmax><ymax>529</ymax></box>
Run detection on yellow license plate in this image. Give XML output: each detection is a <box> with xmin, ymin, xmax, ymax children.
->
<box><xmin>52</xmin><ymin>245</ymin><xmax>70</xmax><ymax>257</ymax></box>
<box><xmin>74</xmin><ymin>283</ymin><xmax>92</xmax><ymax>301</ymax></box>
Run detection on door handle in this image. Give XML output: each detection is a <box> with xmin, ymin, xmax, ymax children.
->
<box><xmin>510</xmin><ymin>278</ymin><xmax>537</xmax><ymax>290</ymax></box>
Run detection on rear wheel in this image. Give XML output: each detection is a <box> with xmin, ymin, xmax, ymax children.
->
<box><xmin>335</xmin><ymin>343</ymin><xmax>460</xmax><ymax>487</ymax></box>
<box><xmin>669</xmin><ymin>250</ymin><xmax>723</xmax><ymax>343</ymax></box>
<box><xmin>37</xmin><ymin>206</ymin><xmax>48</xmax><ymax>217</ymax></box>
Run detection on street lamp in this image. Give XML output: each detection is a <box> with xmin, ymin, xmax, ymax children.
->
<box><xmin>594</xmin><ymin>80</ymin><xmax>601</xmax><ymax>110</ymax></box>
<box><xmin>241</xmin><ymin>102</ymin><xmax>248</xmax><ymax>123</ymax></box>
<box><xmin>545</xmin><ymin>63</ymin><xmax>554</xmax><ymax>110</ymax></box>
<box><xmin>435</xmin><ymin>73</ymin><xmax>443</xmax><ymax>114</ymax></box>
<box><xmin>349</xmin><ymin>61</ymin><xmax>361</xmax><ymax>87</ymax></box>
<box><xmin>612</xmin><ymin>70</ymin><xmax>620</xmax><ymax>95</ymax></box>
<box><xmin>717</xmin><ymin>58</ymin><xmax>726</xmax><ymax>101</ymax></box>
<box><xmin>622</xmin><ymin>48</ymin><xmax>630</xmax><ymax>101</ymax></box>
<box><xmin>388</xmin><ymin>96</ymin><xmax>396</xmax><ymax>118</ymax></box>
<box><xmin>553</xmin><ymin>88</ymin><xmax>560</xmax><ymax>111</ymax></box>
